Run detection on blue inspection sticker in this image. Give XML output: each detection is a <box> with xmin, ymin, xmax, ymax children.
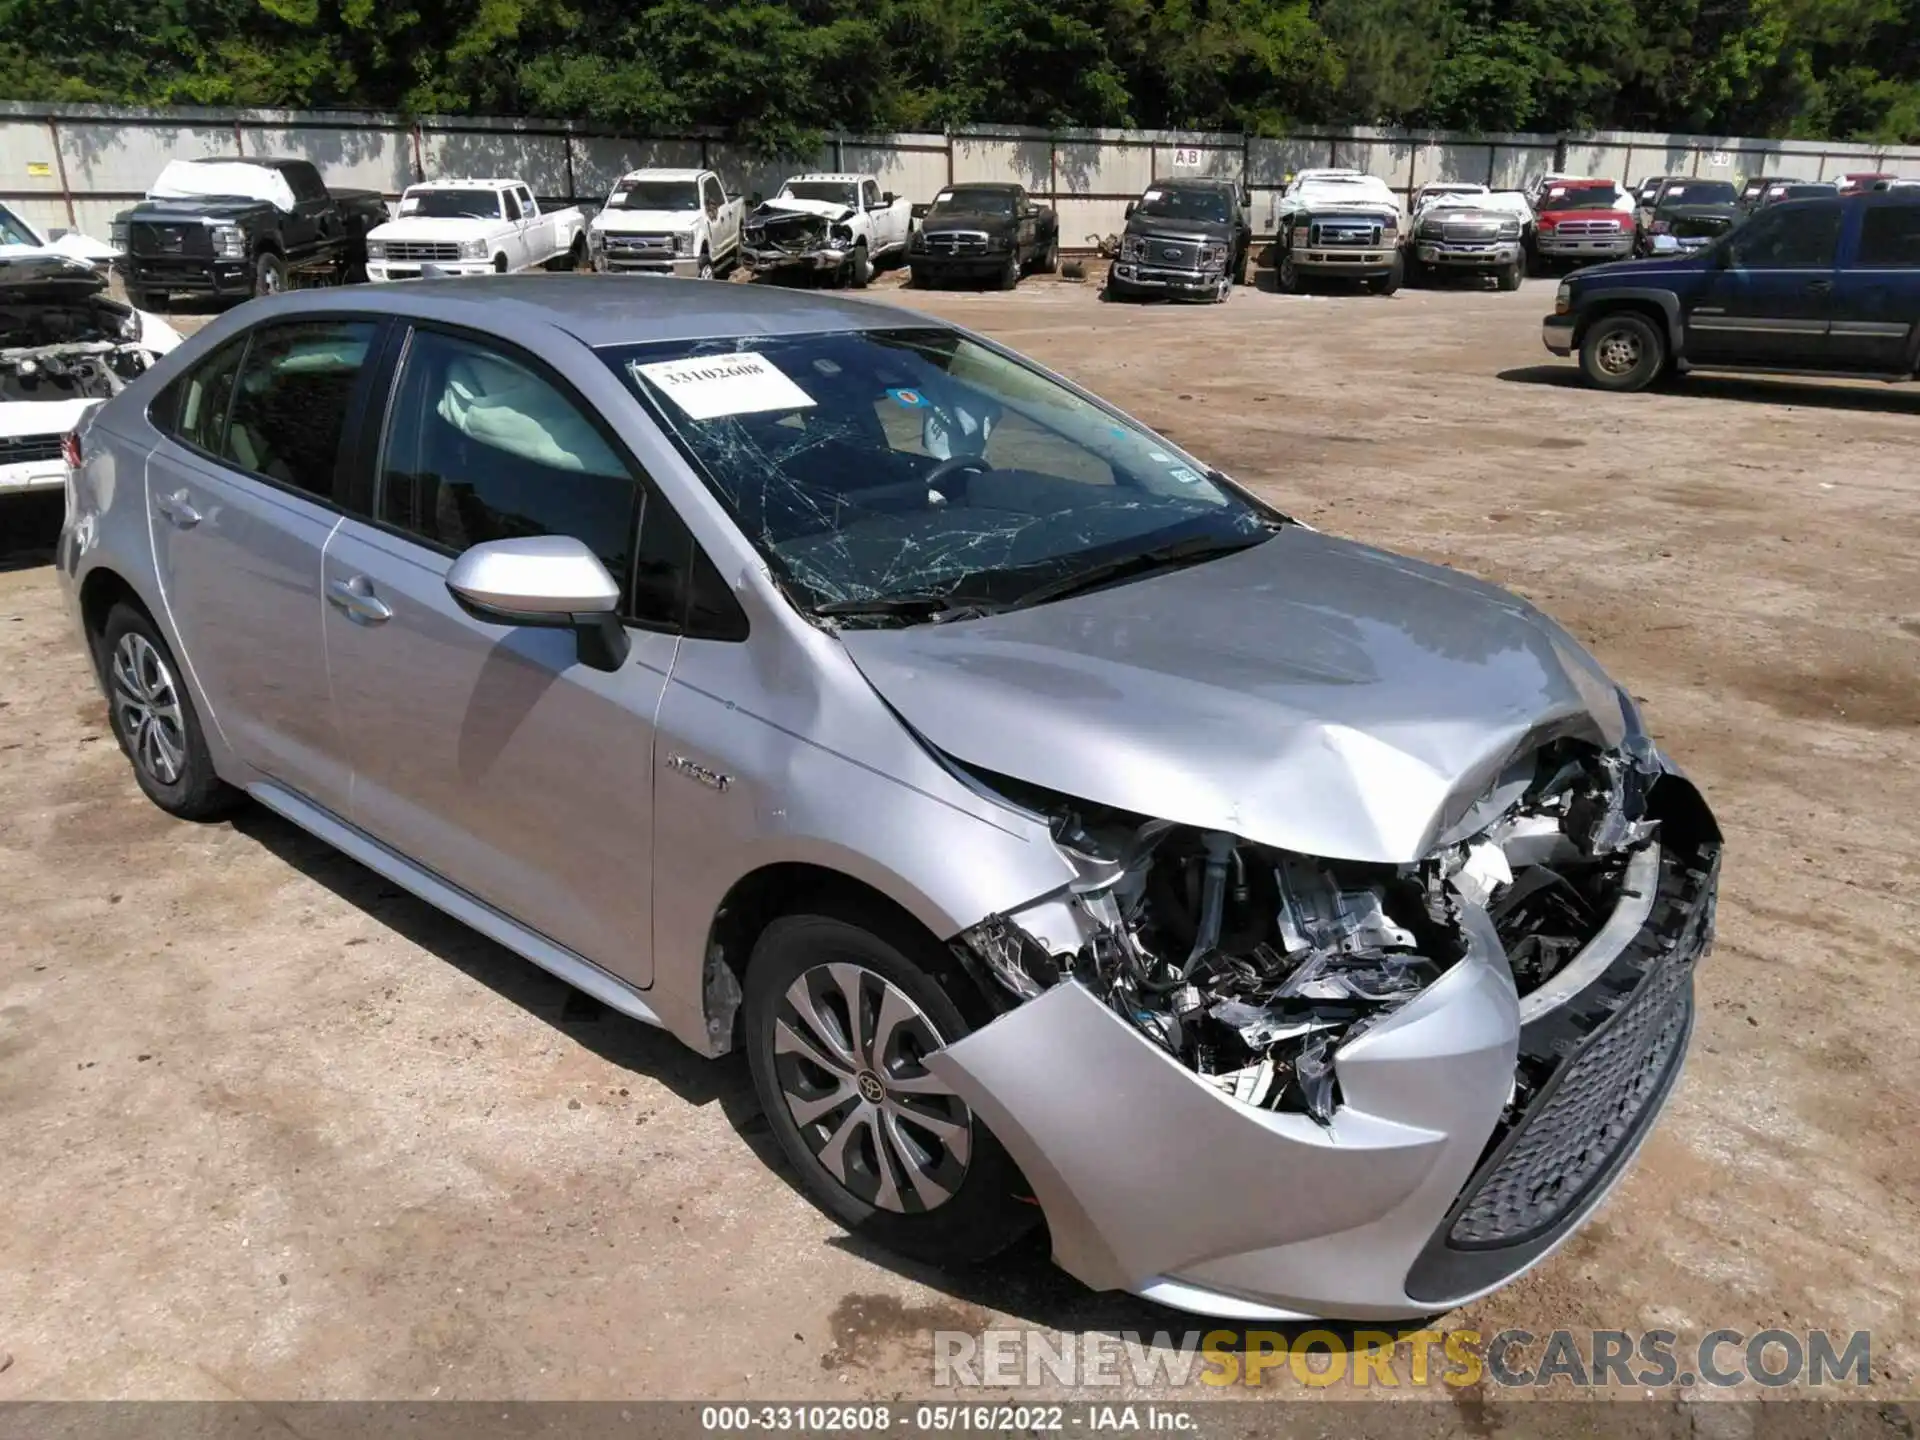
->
<box><xmin>888</xmin><ymin>387</ymin><xmax>929</xmax><ymax>409</ymax></box>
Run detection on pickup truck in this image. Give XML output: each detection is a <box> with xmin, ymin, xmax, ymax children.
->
<box><xmin>588</xmin><ymin>168</ymin><xmax>744</xmax><ymax>278</ymax></box>
<box><xmin>1405</xmin><ymin>190</ymin><xmax>1531</xmax><ymax>289</ymax></box>
<box><xmin>0</xmin><ymin>200</ymin><xmax>118</xmax><ymax>271</ymax></box>
<box><xmin>366</xmin><ymin>179</ymin><xmax>586</xmax><ymax>281</ymax></box>
<box><xmin>1543</xmin><ymin>191</ymin><xmax>1920</xmax><ymax>392</ymax></box>
<box><xmin>1273</xmin><ymin>169</ymin><xmax>1405</xmax><ymax>294</ymax></box>
<box><xmin>907</xmin><ymin>182</ymin><xmax>1058</xmax><ymax>289</ymax></box>
<box><xmin>1103</xmin><ymin>177</ymin><xmax>1250</xmax><ymax>302</ymax></box>
<box><xmin>741</xmin><ymin>173</ymin><xmax>912</xmax><ymax>287</ymax></box>
<box><xmin>1633</xmin><ymin>178</ymin><xmax>1739</xmax><ymax>253</ymax></box>
<box><xmin>111</xmin><ymin>157</ymin><xmax>388</xmax><ymax>307</ymax></box>
<box><xmin>1529</xmin><ymin>180</ymin><xmax>1636</xmax><ymax>272</ymax></box>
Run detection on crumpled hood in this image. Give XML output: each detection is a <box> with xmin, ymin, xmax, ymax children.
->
<box><xmin>840</xmin><ymin>528</ymin><xmax>1632</xmax><ymax>864</ymax></box>
<box><xmin>760</xmin><ymin>197</ymin><xmax>853</xmax><ymax>222</ymax></box>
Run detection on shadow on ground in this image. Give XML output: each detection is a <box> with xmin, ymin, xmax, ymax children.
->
<box><xmin>1498</xmin><ymin>363</ymin><xmax>1920</xmax><ymax>414</ymax></box>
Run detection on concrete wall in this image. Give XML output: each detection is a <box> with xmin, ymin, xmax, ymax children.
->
<box><xmin>7</xmin><ymin>101</ymin><xmax>1920</xmax><ymax>252</ymax></box>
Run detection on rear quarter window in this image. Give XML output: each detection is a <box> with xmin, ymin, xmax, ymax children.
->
<box><xmin>1857</xmin><ymin>205</ymin><xmax>1920</xmax><ymax>266</ymax></box>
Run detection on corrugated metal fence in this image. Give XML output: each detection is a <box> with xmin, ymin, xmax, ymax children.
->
<box><xmin>7</xmin><ymin>101</ymin><xmax>1920</xmax><ymax>251</ymax></box>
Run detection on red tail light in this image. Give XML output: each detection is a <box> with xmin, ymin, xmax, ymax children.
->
<box><xmin>61</xmin><ymin>432</ymin><xmax>82</xmax><ymax>469</ymax></box>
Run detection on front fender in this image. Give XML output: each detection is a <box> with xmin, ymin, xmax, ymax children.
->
<box><xmin>1577</xmin><ymin>287</ymin><xmax>1685</xmax><ymax>355</ymax></box>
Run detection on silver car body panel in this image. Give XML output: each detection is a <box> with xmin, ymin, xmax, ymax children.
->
<box><xmin>840</xmin><ymin>528</ymin><xmax>1631</xmax><ymax>865</ymax></box>
<box><xmin>56</xmin><ymin>276</ymin><xmax>1717</xmax><ymax>1322</ymax></box>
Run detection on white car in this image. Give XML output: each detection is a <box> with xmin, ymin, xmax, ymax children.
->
<box><xmin>588</xmin><ymin>169</ymin><xmax>744</xmax><ymax>279</ymax></box>
<box><xmin>366</xmin><ymin>180</ymin><xmax>586</xmax><ymax>282</ymax></box>
<box><xmin>2</xmin><ymin>253</ymin><xmax>180</xmax><ymax>495</ymax></box>
<box><xmin>741</xmin><ymin>173</ymin><xmax>912</xmax><ymax>286</ymax></box>
<box><xmin>0</xmin><ymin>199</ymin><xmax>119</xmax><ymax>270</ymax></box>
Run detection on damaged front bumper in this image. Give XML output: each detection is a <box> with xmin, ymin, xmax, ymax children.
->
<box><xmin>929</xmin><ymin>754</ymin><xmax>1719</xmax><ymax>1321</ymax></box>
<box><xmin>743</xmin><ymin>246</ymin><xmax>849</xmax><ymax>274</ymax></box>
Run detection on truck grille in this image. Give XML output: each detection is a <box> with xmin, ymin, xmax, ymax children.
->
<box><xmin>1555</xmin><ymin>219</ymin><xmax>1623</xmax><ymax>236</ymax></box>
<box><xmin>382</xmin><ymin>241</ymin><xmax>460</xmax><ymax>262</ymax></box>
<box><xmin>745</xmin><ymin>214</ymin><xmax>825</xmax><ymax>253</ymax></box>
<box><xmin>1147</xmin><ymin>238</ymin><xmax>1200</xmax><ymax>267</ymax></box>
<box><xmin>924</xmin><ymin>231</ymin><xmax>989</xmax><ymax>256</ymax></box>
<box><xmin>604</xmin><ymin>233</ymin><xmax>675</xmax><ymax>257</ymax></box>
<box><xmin>1445</xmin><ymin>846</ymin><xmax>1717</xmax><ymax>1249</ymax></box>
<box><xmin>1310</xmin><ymin>219</ymin><xmax>1380</xmax><ymax>247</ymax></box>
<box><xmin>0</xmin><ymin>434</ymin><xmax>64</xmax><ymax>465</ymax></box>
<box><xmin>1431</xmin><ymin>220</ymin><xmax>1502</xmax><ymax>242</ymax></box>
<box><xmin>128</xmin><ymin>222</ymin><xmax>212</xmax><ymax>259</ymax></box>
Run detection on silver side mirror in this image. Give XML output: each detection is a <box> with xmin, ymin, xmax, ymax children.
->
<box><xmin>445</xmin><ymin>535</ymin><xmax>629</xmax><ymax>672</ymax></box>
<box><xmin>1651</xmin><ymin>234</ymin><xmax>1680</xmax><ymax>255</ymax></box>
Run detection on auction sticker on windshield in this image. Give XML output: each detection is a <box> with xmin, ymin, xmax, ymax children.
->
<box><xmin>634</xmin><ymin>352</ymin><xmax>816</xmax><ymax>420</ymax></box>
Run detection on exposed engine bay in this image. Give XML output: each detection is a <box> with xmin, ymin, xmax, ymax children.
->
<box><xmin>956</xmin><ymin>738</ymin><xmax>1668</xmax><ymax>1125</ymax></box>
<box><xmin>1</xmin><ymin>297</ymin><xmax>152</xmax><ymax>403</ymax></box>
<box><xmin>744</xmin><ymin>207</ymin><xmax>835</xmax><ymax>254</ymax></box>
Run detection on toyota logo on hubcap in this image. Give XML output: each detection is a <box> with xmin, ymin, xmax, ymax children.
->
<box><xmin>855</xmin><ymin>1071</ymin><xmax>886</xmax><ymax>1104</ymax></box>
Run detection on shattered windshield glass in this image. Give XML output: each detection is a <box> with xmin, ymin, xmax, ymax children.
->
<box><xmin>609</xmin><ymin>181</ymin><xmax>700</xmax><ymax>211</ymax></box>
<box><xmin>781</xmin><ymin>182</ymin><xmax>859</xmax><ymax>208</ymax></box>
<box><xmin>605</xmin><ymin>328</ymin><xmax>1279</xmax><ymax>620</ymax></box>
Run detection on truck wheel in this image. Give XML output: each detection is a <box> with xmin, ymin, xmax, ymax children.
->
<box><xmin>997</xmin><ymin>251</ymin><xmax>1019</xmax><ymax>290</ymax></box>
<box><xmin>1037</xmin><ymin>236</ymin><xmax>1059</xmax><ymax>274</ymax></box>
<box><xmin>1497</xmin><ymin>259</ymin><xmax>1523</xmax><ymax>292</ymax></box>
<box><xmin>697</xmin><ymin>247</ymin><xmax>715</xmax><ymax>281</ymax></box>
<box><xmin>1277</xmin><ymin>250</ymin><xmax>1302</xmax><ymax>294</ymax></box>
<box><xmin>1579</xmin><ymin>312</ymin><xmax>1666</xmax><ymax>393</ymax></box>
<box><xmin>1375</xmin><ymin>255</ymin><xmax>1404</xmax><ymax>296</ymax></box>
<box><xmin>548</xmin><ymin>236</ymin><xmax>587</xmax><ymax>272</ymax></box>
<box><xmin>252</xmin><ymin>252</ymin><xmax>287</xmax><ymax>298</ymax></box>
<box><xmin>1234</xmin><ymin>248</ymin><xmax>1249</xmax><ymax>286</ymax></box>
<box><xmin>851</xmin><ymin>242</ymin><xmax>872</xmax><ymax>289</ymax></box>
<box><xmin>1406</xmin><ymin>257</ymin><xmax>1428</xmax><ymax>288</ymax></box>
<box><xmin>492</xmin><ymin>254</ymin><xmax>508</xmax><ymax>274</ymax></box>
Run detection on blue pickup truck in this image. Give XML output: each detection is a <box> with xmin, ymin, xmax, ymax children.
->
<box><xmin>1542</xmin><ymin>191</ymin><xmax>1920</xmax><ymax>391</ymax></box>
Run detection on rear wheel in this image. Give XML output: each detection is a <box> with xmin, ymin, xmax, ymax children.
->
<box><xmin>744</xmin><ymin>912</ymin><xmax>1037</xmax><ymax>1264</ymax></box>
<box><xmin>100</xmin><ymin>604</ymin><xmax>237</xmax><ymax>820</ymax></box>
<box><xmin>1579</xmin><ymin>311</ymin><xmax>1666</xmax><ymax>392</ymax></box>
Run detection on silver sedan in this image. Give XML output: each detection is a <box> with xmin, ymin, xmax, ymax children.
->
<box><xmin>57</xmin><ymin>276</ymin><xmax>1719</xmax><ymax>1320</ymax></box>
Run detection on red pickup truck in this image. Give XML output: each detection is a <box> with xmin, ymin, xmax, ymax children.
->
<box><xmin>1529</xmin><ymin>180</ymin><xmax>1635</xmax><ymax>272</ymax></box>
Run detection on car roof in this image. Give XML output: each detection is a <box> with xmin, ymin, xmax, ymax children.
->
<box><xmin>617</xmin><ymin>168</ymin><xmax>707</xmax><ymax>182</ymax></box>
<box><xmin>409</xmin><ymin>178</ymin><xmax>523</xmax><ymax>189</ymax></box>
<box><xmin>1149</xmin><ymin>176</ymin><xmax>1234</xmax><ymax>191</ymax></box>
<box><xmin>222</xmin><ymin>274</ymin><xmax>928</xmax><ymax>349</ymax></box>
<box><xmin>786</xmin><ymin>173</ymin><xmax>868</xmax><ymax>184</ymax></box>
<box><xmin>944</xmin><ymin>181</ymin><xmax>1019</xmax><ymax>192</ymax></box>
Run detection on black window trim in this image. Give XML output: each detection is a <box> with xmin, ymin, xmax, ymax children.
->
<box><xmin>151</xmin><ymin>314</ymin><xmax>391</xmax><ymax>512</ymax></box>
<box><xmin>359</xmin><ymin>317</ymin><xmax>743</xmax><ymax>638</ymax></box>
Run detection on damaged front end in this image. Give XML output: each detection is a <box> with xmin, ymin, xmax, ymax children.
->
<box><xmin>741</xmin><ymin>204</ymin><xmax>852</xmax><ymax>274</ymax></box>
<box><xmin>942</xmin><ymin>732</ymin><xmax>1719</xmax><ymax>1317</ymax></box>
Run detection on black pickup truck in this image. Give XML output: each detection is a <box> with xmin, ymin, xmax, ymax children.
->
<box><xmin>1544</xmin><ymin>191</ymin><xmax>1920</xmax><ymax>391</ymax></box>
<box><xmin>112</xmin><ymin>157</ymin><xmax>388</xmax><ymax>308</ymax></box>
<box><xmin>907</xmin><ymin>183</ymin><xmax>1059</xmax><ymax>288</ymax></box>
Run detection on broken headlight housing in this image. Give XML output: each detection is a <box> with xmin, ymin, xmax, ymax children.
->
<box><xmin>954</xmin><ymin>738</ymin><xmax>1665</xmax><ymax>1126</ymax></box>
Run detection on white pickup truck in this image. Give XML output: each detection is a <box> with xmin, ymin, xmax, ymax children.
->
<box><xmin>365</xmin><ymin>179</ymin><xmax>586</xmax><ymax>282</ymax></box>
<box><xmin>741</xmin><ymin>173</ymin><xmax>913</xmax><ymax>286</ymax></box>
<box><xmin>588</xmin><ymin>169</ymin><xmax>744</xmax><ymax>279</ymax></box>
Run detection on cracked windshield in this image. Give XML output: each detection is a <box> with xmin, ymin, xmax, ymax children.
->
<box><xmin>606</xmin><ymin>328</ymin><xmax>1279</xmax><ymax>621</ymax></box>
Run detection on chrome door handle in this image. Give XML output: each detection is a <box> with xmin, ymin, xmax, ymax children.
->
<box><xmin>155</xmin><ymin>489</ymin><xmax>201</xmax><ymax>529</ymax></box>
<box><xmin>326</xmin><ymin>575</ymin><xmax>393</xmax><ymax>625</ymax></box>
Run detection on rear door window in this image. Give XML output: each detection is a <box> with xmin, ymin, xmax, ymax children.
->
<box><xmin>1730</xmin><ymin>204</ymin><xmax>1842</xmax><ymax>268</ymax></box>
<box><xmin>159</xmin><ymin>338</ymin><xmax>247</xmax><ymax>455</ymax></box>
<box><xmin>221</xmin><ymin>319</ymin><xmax>379</xmax><ymax>499</ymax></box>
<box><xmin>1856</xmin><ymin>205</ymin><xmax>1920</xmax><ymax>266</ymax></box>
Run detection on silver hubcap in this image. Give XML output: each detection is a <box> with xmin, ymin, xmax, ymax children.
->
<box><xmin>699</xmin><ymin>260</ymin><xmax>713</xmax><ymax>280</ymax></box>
<box><xmin>1597</xmin><ymin>329</ymin><xmax>1643</xmax><ymax>375</ymax></box>
<box><xmin>261</xmin><ymin>266</ymin><xmax>281</xmax><ymax>294</ymax></box>
<box><xmin>110</xmin><ymin>633</ymin><xmax>187</xmax><ymax>785</ymax></box>
<box><xmin>773</xmin><ymin>962</ymin><xmax>972</xmax><ymax>1214</ymax></box>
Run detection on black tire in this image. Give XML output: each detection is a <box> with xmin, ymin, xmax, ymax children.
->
<box><xmin>1100</xmin><ymin>272</ymin><xmax>1129</xmax><ymax>302</ymax></box>
<box><xmin>252</xmin><ymin>251</ymin><xmax>287</xmax><ymax>299</ymax></box>
<box><xmin>1375</xmin><ymin>254</ymin><xmax>1404</xmax><ymax>296</ymax></box>
<box><xmin>492</xmin><ymin>254</ymin><xmax>508</xmax><ymax>274</ymax></box>
<box><xmin>744</xmin><ymin>912</ymin><xmax>1038</xmax><ymax>1265</ymax></box>
<box><xmin>1497</xmin><ymin>259</ymin><xmax>1523</xmax><ymax>292</ymax></box>
<box><xmin>1277</xmin><ymin>249</ymin><xmax>1303</xmax><ymax>294</ymax></box>
<box><xmin>99</xmin><ymin>603</ymin><xmax>237</xmax><ymax>821</ymax></box>
<box><xmin>1234</xmin><ymin>245</ymin><xmax>1249</xmax><ymax>286</ymax></box>
<box><xmin>850</xmin><ymin>242</ymin><xmax>872</xmax><ymax>289</ymax></box>
<box><xmin>996</xmin><ymin>250</ymin><xmax>1019</xmax><ymax>290</ymax></box>
<box><xmin>548</xmin><ymin>235</ymin><xmax>588</xmax><ymax>272</ymax></box>
<box><xmin>1036</xmin><ymin>235</ymin><xmax>1059</xmax><ymax>274</ymax></box>
<box><xmin>1406</xmin><ymin>256</ymin><xmax>1428</xmax><ymax>288</ymax></box>
<box><xmin>697</xmin><ymin>248</ymin><xmax>716</xmax><ymax>281</ymax></box>
<box><xmin>907</xmin><ymin>265</ymin><xmax>929</xmax><ymax>288</ymax></box>
<box><xmin>1579</xmin><ymin>311</ymin><xmax>1666</xmax><ymax>392</ymax></box>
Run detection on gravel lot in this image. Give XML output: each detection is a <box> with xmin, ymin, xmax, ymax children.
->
<box><xmin>1</xmin><ymin>269</ymin><xmax>1916</xmax><ymax>1408</ymax></box>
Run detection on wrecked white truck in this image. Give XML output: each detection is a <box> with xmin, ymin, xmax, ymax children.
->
<box><xmin>740</xmin><ymin>173</ymin><xmax>912</xmax><ymax>286</ymax></box>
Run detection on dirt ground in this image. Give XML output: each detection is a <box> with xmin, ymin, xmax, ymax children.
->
<box><xmin>1</xmin><ymin>266</ymin><xmax>1916</xmax><ymax>1414</ymax></box>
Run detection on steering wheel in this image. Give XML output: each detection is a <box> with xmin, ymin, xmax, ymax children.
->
<box><xmin>921</xmin><ymin>452</ymin><xmax>992</xmax><ymax>501</ymax></box>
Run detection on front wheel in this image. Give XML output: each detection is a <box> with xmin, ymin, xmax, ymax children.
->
<box><xmin>100</xmin><ymin>604</ymin><xmax>237</xmax><ymax>820</ymax></box>
<box><xmin>1277</xmin><ymin>250</ymin><xmax>1302</xmax><ymax>294</ymax></box>
<box><xmin>1036</xmin><ymin>236</ymin><xmax>1059</xmax><ymax>274</ymax></box>
<box><xmin>698</xmin><ymin>249</ymin><xmax>715</xmax><ymax>282</ymax></box>
<box><xmin>1579</xmin><ymin>312</ymin><xmax>1666</xmax><ymax>392</ymax></box>
<box><xmin>1497</xmin><ymin>258</ymin><xmax>1523</xmax><ymax>292</ymax></box>
<box><xmin>850</xmin><ymin>242</ymin><xmax>872</xmax><ymax>289</ymax></box>
<box><xmin>252</xmin><ymin>251</ymin><xmax>287</xmax><ymax>299</ymax></box>
<box><xmin>1374</xmin><ymin>254</ymin><xmax>1404</xmax><ymax>296</ymax></box>
<box><xmin>744</xmin><ymin>913</ymin><xmax>1038</xmax><ymax>1264</ymax></box>
<box><xmin>996</xmin><ymin>251</ymin><xmax>1019</xmax><ymax>290</ymax></box>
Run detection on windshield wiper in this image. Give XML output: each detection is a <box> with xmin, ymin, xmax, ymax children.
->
<box><xmin>814</xmin><ymin>593</ymin><xmax>996</xmax><ymax>625</ymax></box>
<box><xmin>1005</xmin><ymin>528</ymin><xmax>1278</xmax><ymax>612</ymax></box>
